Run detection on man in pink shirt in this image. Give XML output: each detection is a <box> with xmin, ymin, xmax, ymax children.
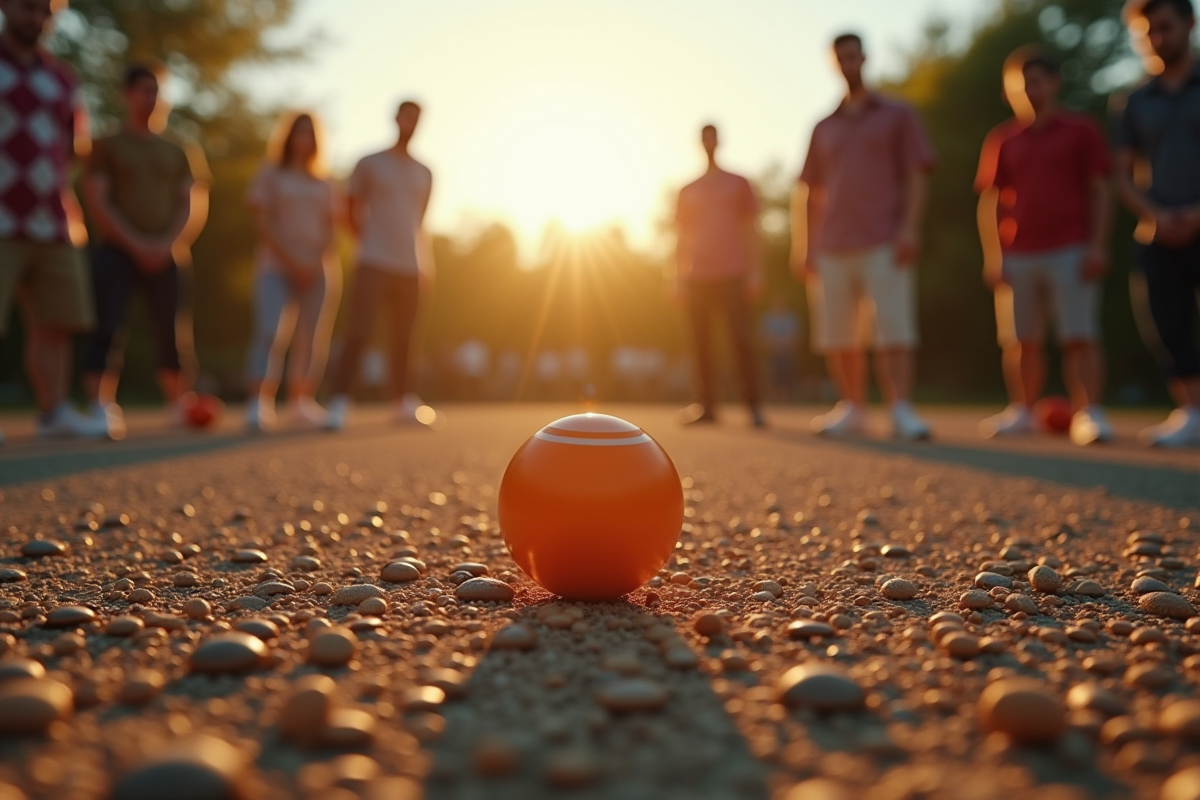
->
<box><xmin>672</xmin><ymin>124</ymin><xmax>764</xmax><ymax>427</ymax></box>
<box><xmin>792</xmin><ymin>32</ymin><xmax>936</xmax><ymax>440</ymax></box>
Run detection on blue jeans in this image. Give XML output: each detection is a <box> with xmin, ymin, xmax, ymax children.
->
<box><xmin>245</xmin><ymin>267</ymin><xmax>340</xmax><ymax>390</ymax></box>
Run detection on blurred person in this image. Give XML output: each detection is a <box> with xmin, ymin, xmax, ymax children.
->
<box><xmin>976</xmin><ymin>47</ymin><xmax>1114</xmax><ymax>445</ymax></box>
<box><xmin>671</xmin><ymin>124</ymin><xmax>764</xmax><ymax>427</ymax></box>
<box><xmin>453</xmin><ymin>338</ymin><xmax>489</xmax><ymax>400</ymax></box>
<box><xmin>325</xmin><ymin>100</ymin><xmax>434</xmax><ymax>429</ymax></box>
<box><xmin>759</xmin><ymin>296</ymin><xmax>801</xmax><ymax>401</ymax></box>
<box><xmin>791</xmin><ymin>32</ymin><xmax>936</xmax><ymax>440</ymax></box>
<box><xmin>81</xmin><ymin>62</ymin><xmax>210</xmax><ymax>437</ymax></box>
<box><xmin>1114</xmin><ymin>0</ymin><xmax>1200</xmax><ymax>447</ymax></box>
<box><xmin>244</xmin><ymin>111</ymin><xmax>341</xmax><ymax>431</ymax></box>
<box><xmin>0</xmin><ymin>0</ymin><xmax>105</xmax><ymax>440</ymax></box>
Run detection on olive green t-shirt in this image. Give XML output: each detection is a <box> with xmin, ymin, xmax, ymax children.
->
<box><xmin>87</xmin><ymin>131</ymin><xmax>210</xmax><ymax>237</ymax></box>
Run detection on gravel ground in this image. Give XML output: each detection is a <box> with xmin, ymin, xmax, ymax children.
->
<box><xmin>0</xmin><ymin>403</ymin><xmax>1197</xmax><ymax>800</ymax></box>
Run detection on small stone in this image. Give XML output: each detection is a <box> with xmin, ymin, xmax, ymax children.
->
<box><xmin>280</xmin><ymin>674</ymin><xmax>336</xmax><ymax>745</ymax></box>
<box><xmin>880</xmin><ymin>578</ymin><xmax>918</xmax><ymax>600</ymax></box>
<box><xmin>473</xmin><ymin>736</ymin><xmax>520</xmax><ymax>777</ymax></box>
<box><xmin>105</xmin><ymin>616</ymin><xmax>144</xmax><ymax>637</ymax></box>
<box><xmin>786</xmin><ymin>620</ymin><xmax>836</xmax><ymax>639</ymax></box>
<box><xmin>253</xmin><ymin>581</ymin><xmax>294</xmax><ymax>599</ymax></box>
<box><xmin>880</xmin><ymin>544</ymin><xmax>911</xmax><ymax>558</ymax></box>
<box><xmin>544</xmin><ymin>748</ymin><xmax>599</xmax><ymax>788</ymax></box>
<box><xmin>320</xmin><ymin>708</ymin><xmax>376</xmax><ymax>747</ymax></box>
<box><xmin>596</xmin><ymin>678</ymin><xmax>669</xmax><ymax>712</ymax></box>
<box><xmin>453</xmin><ymin>562</ymin><xmax>489</xmax><ymax>577</ymax></box>
<box><xmin>0</xmin><ymin>678</ymin><xmax>73</xmax><ymax>734</ymax></box>
<box><xmin>231</xmin><ymin>549</ymin><xmax>268</xmax><ymax>564</ymax></box>
<box><xmin>978</xmin><ymin>678</ymin><xmax>1065</xmax><ymax>744</ymax></box>
<box><xmin>330</xmin><ymin>584</ymin><xmax>384</xmax><ymax>606</ymax></box>
<box><xmin>1162</xmin><ymin>767</ymin><xmax>1200</xmax><ymax>800</ymax></box>
<box><xmin>118</xmin><ymin>670</ymin><xmax>165</xmax><ymax>705</ymax></box>
<box><xmin>959</xmin><ymin>590</ymin><xmax>993</xmax><ymax>610</ymax></box>
<box><xmin>1132</xmin><ymin>576</ymin><xmax>1170</xmax><ymax>595</ymax></box>
<box><xmin>1140</xmin><ymin>592</ymin><xmax>1195</xmax><ymax>620</ymax></box>
<box><xmin>1125</xmin><ymin>663</ymin><xmax>1174</xmax><ymax>691</ymax></box>
<box><xmin>43</xmin><ymin>605</ymin><xmax>97</xmax><ymax>628</ymax></box>
<box><xmin>358</xmin><ymin>596</ymin><xmax>388</xmax><ymax>616</ymax></box>
<box><xmin>491</xmin><ymin>623</ymin><xmax>537</xmax><ymax>651</ymax></box>
<box><xmin>455</xmin><ymin>577</ymin><xmax>515</xmax><ymax>603</ymax></box>
<box><xmin>173</xmin><ymin>572</ymin><xmax>199</xmax><ymax>588</ymax></box>
<box><xmin>0</xmin><ymin>659</ymin><xmax>46</xmax><ymax>683</ymax></box>
<box><xmin>423</xmin><ymin>669</ymin><xmax>469</xmax><ymax>699</ymax></box>
<box><xmin>227</xmin><ymin>596</ymin><xmax>268</xmax><ymax>612</ymax></box>
<box><xmin>183</xmin><ymin>598</ymin><xmax>212</xmax><ymax>620</ymax></box>
<box><xmin>1066</xmin><ymin>683</ymin><xmax>1127</xmax><ymax>717</ymax></box>
<box><xmin>0</xmin><ymin>568</ymin><xmax>27</xmax><ymax>583</ymax></box>
<box><xmin>21</xmin><ymin>539</ymin><xmax>65</xmax><ymax>558</ymax></box>
<box><xmin>692</xmin><ymin>612</ymin><xmax>725</xmax><ymax>637</ymax></box>
<box><xmin>190</xmin><ymin>632</ymin><xmax>268</xmax><ymax>673</ymax></box>
<box><xmin>1028</xmin><ymin>565</ymin><xmax>1062</xmax><ymax>593</ymax></box>
<box><xmin>1072</xmin><ymin>579</ymin><xmax>1105</xmax><ymax>598</ymax></box>
<box><xmin>777</xmin><ymin>664</ymin><xmax>865</xmax><ymax>712</ymax></box>
<box><xmin>975</xmin><ymin>572</ymin><xmax>1012</xmax><ymax>590</ymax></box>
<box><xmin>380</xmin><ymin>561</ymin><xmax>421</xmax><ymax>583</ymax></box>
<box><xmin>111</xmin><ymin>734</ymin><xmax>247</xmax><ymax>800</ymax></box>
<box><xmin>309</xmin><ymin>626</ymin><xmax>356</xmax><ymax>667</ymax></box>
<box><xmin>234</xmin><ymin>618</ymin><xmax>280</xmax><ymax>640</ymax></box>
<box><xmin>291</xmin><ymin>555</ymin><xmax>321</xmax><ymax>572</ymax></box>
<box><xmin>128</xmin><ymin>588</ymin><xmax>155</xmax><ymax>604</ymax></box>
<box><xmin>941</xmin><ymin>632</ymin><xmax>981</xmax><ymax>659</ymax></box>
<box><xmin>786</xmin><ymin>779</ymin><xmax>851</xmax><ymax>800</ymax></box>
<box><xmin>1005</xmin><ymin>593</ymin><xmax>1039</xmax><ymax>615</ymax></box>
<box><xmin>1161</xmin><ymin>700</ymin><xmax>1200</xmax><ymax>740</ymax></box>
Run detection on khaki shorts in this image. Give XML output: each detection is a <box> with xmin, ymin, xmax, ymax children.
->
<box><xmin>808</xmin><ymin>245</ymin><xmax>918</xmax><ymax>352</ymax></box>
<box><xmin>0</xmin><ymin>239</ymin><xmax>93</xmax><ymax>335</ymax></box>
<box><xmin>995</xmin><ymin>245</ymin><xmax>1099</xmax><ymax>346</ymax></box>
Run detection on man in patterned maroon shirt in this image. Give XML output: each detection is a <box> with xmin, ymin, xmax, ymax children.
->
<box><xmin>0</xmin><ymin>0</ymin><xmax>105</xmax><ymax>440</ymax></box>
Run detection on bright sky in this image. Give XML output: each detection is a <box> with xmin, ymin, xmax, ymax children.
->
<box><xmin>246</xmin><ymin>0</ymin><xmax>985</xmax><ymax>254</ymax></box>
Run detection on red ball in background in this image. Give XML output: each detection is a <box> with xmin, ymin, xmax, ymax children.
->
<box><xmin>1034</xmin><ymin>395</ymin><xmax>1072</xmax><ymax>434</ymax></box>
<box><xmin>184</xmin><ymin>393</ymin><xmax>222</xmax><ymax>429</ymax></box>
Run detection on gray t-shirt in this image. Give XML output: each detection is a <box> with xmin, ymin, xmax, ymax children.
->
<box><xmin>348</xmin><ymin>150</ymin><xmax>432</xmax><ymax>275</ymax></box>
<box><xmin>1111</xmin><ymin>63</ymin><xmax>1200</xmax><ymax>208</ymax></box>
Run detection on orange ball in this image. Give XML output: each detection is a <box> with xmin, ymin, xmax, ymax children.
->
<box><xmin>499</xmin><ymin>413</ymin><xmax>684</xmax><ymax>601</ymax></box>
<box><xmin>1034</xmin><ymin>395</ymin><xmax>1072</xmax><ymax>434</ymax></box>
<box><xmin>184</xmin><ymin>393</ymin><xmax>222</xmax><ymax>429</ymax></box>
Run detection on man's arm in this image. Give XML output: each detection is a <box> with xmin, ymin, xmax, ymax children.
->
<box><xmin>1081</xmin><ymin>175</ymin><xmax>1112</xmax><ymax>281</ymax></box>
<box><xmin>743</xmin><ymin>183</ymin><xmax>763</xmax><ymax>299</ymax></box>
<box><xmin>83</xmin><ymin>172</ymin><xmax>153</xmax><ymax>260</ymax></box>
<box><xmin>977</xmin><ymin>187</ymin><xmax>1004</xmax><ymax>288</ymax></box>
<box><xmin>789</xmin><ymin>181</ymin><xmax>823</xmax><ymax>280</ymax></box>
<box><xmin>895</xmin><ymin>168</ymin><xmax>928</xmax><ymax>266</ymax></box>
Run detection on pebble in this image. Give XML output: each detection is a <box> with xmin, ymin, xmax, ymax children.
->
<box><xmin>786</xmin><ymin>779</ymin><xmax>851</xmax><ymax>800</ymax></box>
<box><xmin>309</xmin><ymin>627</ymin><xmax>357</xmax><ymax>667</ymax></box>
<box><xmin>234</xmin><ymin>618</ymin><xmax>280</xmax><ymax>640</ymax></box>
<box><xmin>227</xmin><ymin>595</ymin><xmax>268</xmax><ymax>612</ymax></box>
<box><xmin>320</xmin><ymin>708</ymin><xmax>376</xmax><ymax>747</ymax></box>
<box><xmin>183</xmin><ymin>598</ymin><xmax>212</xmax><ymax>620</ymax></box>
<box><xmin>118</xmin><ymin>670</ymin><xmax>164</xmax><ymax>705</ymax></box>
<box><xmin>455</xmin><ymin>577</ymin><xmax>515</xmax><ymax>603</ymax></box>
<box><xmin>1140</xmin><ymin>592</ymin><xmax>1196</xmax><ymax>620</ymax></box>
<box><xmin>358</xmin><ymin>597</ymin><xmax>388</xmax><ymax>616</ymax></box>
<box><xmin>231</xmin><ymin>548</ymin><xmax>268</xmax><ymax>564</ymax></box>
<box><xmin>596</xmin><ymin>678</ymin><xmax>669</xmax><ymax>712</ymax></box>
<box><xmin>1004</xmin><ymin>593</ymin><xmax>1039</xmax><ymax>615</ymax></box>
<box><xmin>975</xmin><ymin>571</ymin><xmax>1012</xmax><ymax>590</ymax></box>
<box><xmin>291</xmin><ymin>555</ymin><xmax>321</xmax><ymax>571</ymax></box>
<box><xmin>21</xmin><ymin>539</ymin><xmax>65</xmax><ymax>557</ymax></box>
<box><xmin>490</xmin><ymin>623</ymin><xmax>537</xmax><ymax>650</ymax></box>
<box><xmin>380</xmin><ymin>561</ymin><xmax>421</xmax><ymax>582</ymax></box>
<box><xmin>0</xmin><ymin>568</ymin><xmax>27</xmax><ymax>583</ymax></box>
<box><xmin>173</xmin><ymin>572</ymin><xmax>199</xmax><ymax>588</ymax></box>
<box><xmin>786</xmin><ymin>620</ymin><xmax>837</xmax><ymax>639</ymax></box>
<box><xmin>110</xmin><ymin>734</ymin><xmax>246</xmax><ymax>800</ymax></box>
<box><xmin>958</xmin><ymin>590</ymin><xmax>993</xmax><ymax>610</ymax></box>
<box><xmin>331</xmin><ymin>584</ymin><xmax>385</xmax><ymax>606</ymax></box>
<box><xmin>1072</xmin><ymin>579</ymin><xmax>1105</xmax><ymax>598</ymax></box>
<box><xmin>1162</xmin><ymin>767</ymin><xmax>1200</xmax><ymax>800</ymax></box>
<box><xmin>777</xmin><ymin>664</ymin><xmax>865</xmax><ymax>712</ymax></box>
<box><xmin>1028</xmin><ymin>565</ymin><xmax>1062</xmax><ymax>593</ymax></box>
<box><xmin>880</xmin><ymin>578</ymin><xmax>919</xmax><ymax>600</ymax></box>
<box><xmin>1162</xmin><ymin>700</ymin><xmax>1200</xmax><ymax>740</ymax></box>
<box><xmin>0</xmin><ymin>659</ymin><xmax>45</xmax><ymax>682</ymax></box>
<box><xmin>880</xmin><ymin>544</ymin><xmax>910</xmax><ymax>558</ymax></box>
<box><xmin>253</xmin><ymin>581</ymin><xmax>294</xmax><ymax>598</ymax></box>
<box><xmin>128</xmin><ymin>588</ymin><xmax>155</xmax><ymax>604</ymax></box>
<box><xmin>1132</xmin><ymin>576</ymin><xmax>1170</xmax><ymax>595</ymax></box>
<box><xmin>0</xmin><ymin>678</ymin><xmax>73</xmax><ymax>734</ymax></box>
<box><xmin>280</xmin><ymin>674</ymin><xmax>336</xmax><ymax>745</ymax></box>
<box><xmin>454</xmin><ymin>562</ymin><xmax>489</xmax><ymax>576</ymax></box>
<box><xmin>978</xmin><ymin>678</ymin><xmax>1065</xmax><ymax>744</ymax></box>
<box><xmin>692</xmin><ymin>612</ymin><xmax>725</xmax><ymax>637</ymax></box>
<box><xmin>544</xmin><ymin>748</ymin><xmax>600</xmax><ymax>788</ymax></box>
<box><xmin>190</xmin><ymin>632</ymin><xmax>268</xmax><ymax>673</ymax></box>
<box><xmin>105</xmin><ymin>615</ymin><xmax>145</xmax><ymax>637</ymax></box>
<box><xmin>941</xmin><ymin>631</ymin><xmax>981</xmax><ymax>659</ymax></box>
<box><xmin>473</xmin><ymin>736</ymin><xmax>520</xmax><ymax>777</ymax></box>
<box><xmin>43</xmin><ymin>605</ymin><xmax>97</xmax><ymax>628</ymax></box>
<box><xmin>1065</xmin><ymin>683</ymin><xmax>1127</xmax><ymax>716</ymax></box>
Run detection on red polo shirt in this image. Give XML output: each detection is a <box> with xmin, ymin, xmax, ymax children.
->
<box><xmin>975</xmin><ymin>111</ymin><xmax>1109</xmax><ymax>253</ymax></box>
<box><xmin>0</xmin><ymin>37</ymin><xmax>82</xmax><ymax>243</ymax></box>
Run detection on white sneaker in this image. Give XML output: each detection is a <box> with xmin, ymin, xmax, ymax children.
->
<box><xmin>1140</xmin><ymin>407</ymin><xmax>1200</xmax><ymax>448</ymax></box>
<box><xmin>246</xmin><ymin>398</ymin><xmax>276</xmax><ymax>432</ymax></box>
<box><xmin>37</xmin><ymin>404</ymin><xmax>109</xmax><ymax>440</ymax></box>
<box><xmin>286</xmin><ymin>398</ymin><xmax>326</xmax><ymax>428</ymax></box>
<box><xmin>978</xmin><ymin>404</ymin><xmax>1034</xmax><ymax>439</ymax></box>
<box><xmin>394</xmin><ymin>393</ymin><xmax>438</xmax><ymax>426</ymax></box>
<box><xmin>811</xmin><ymin>401</ymin><xmax>866</xmax><ymax>437</ymax></box>
<box><xmin>891</xmin><ymin>400</ymin><xmax>932</xmax><ymax>441</ymax></box>
<box><xmin>87</xmin><ymin>400</ymin><xmax>126</xmax><ymax>441</ymax></box>
<box><xmin>325</xmin><ymin>394</ymin><xmax>350</xmax><ymax>431</ymax></box>
<box><xmin>1070</xmin><ymin>406</ymin><xmax>1114</xmax><ymax>446</ymax></box>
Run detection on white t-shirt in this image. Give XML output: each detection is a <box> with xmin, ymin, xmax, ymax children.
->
<box><xmin>246</xmin><ymin>165</ymin><xmax>337</xmax><ymax>273</ymax></box>
<box><xmin>348</xmin><ymin>149</ymin><xmax>432</xmax><ymax>275</ymax></box>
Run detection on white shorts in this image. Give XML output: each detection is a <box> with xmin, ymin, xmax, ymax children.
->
<box><xmin>808</xmin><ymin>245</ymin><xmax>918</xmax><ymax>353</ymax></box>
<box><xmin>995</xmin><ymin>245</ymin><xmax>1099</xmax><ymax>346</ymax></box>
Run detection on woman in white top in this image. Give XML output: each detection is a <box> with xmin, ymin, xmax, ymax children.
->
<box><xmin>244</xmin><ymin>111</ymin><xmax>342</xmax><ymax>429</ymax></box>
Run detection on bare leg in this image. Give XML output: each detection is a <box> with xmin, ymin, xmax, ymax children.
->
<box><xmin>873</xmin><ymin>348</ymin><xmax>914</xmax><ymax>406</ymax></box>
<box><xmin>1061</xmin><ymin>339</ymin><xmax>1103</xmax><ymax>410</ymax></box>
<box><xmin>1009</xmin><ymin>342</ymin><xmax>1046</xmax><ymax>407</ymax></box>
<box><xmin>25</xmin><ymin>328</ymin><xmax>70</xmax><ymax>414</ymax></box>
<box><xmin>156</xmin><ymin>369</ymin><xmax>184</xmax><ymax>405</ymax></box>
<box><xmin>826</xmin><ymin>349</ymin><xmax>867</xmax><ymax>406</ymax></box>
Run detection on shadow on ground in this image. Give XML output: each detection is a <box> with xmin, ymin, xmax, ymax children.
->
<box><xmin>424</xmin><ymin>601</ymin><xmax>769</xmax><ymax>800</ymax></box>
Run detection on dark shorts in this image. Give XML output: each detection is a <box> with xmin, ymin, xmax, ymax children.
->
<box><xmin>1132</xmin><ymin>239</ymin><xmax>1200</xmax><ymax>380</ymax></box>
<box><xmin>83</xmin><ymin>243</ymin><xmax>187</xmax><ymax>374</ymax></box>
